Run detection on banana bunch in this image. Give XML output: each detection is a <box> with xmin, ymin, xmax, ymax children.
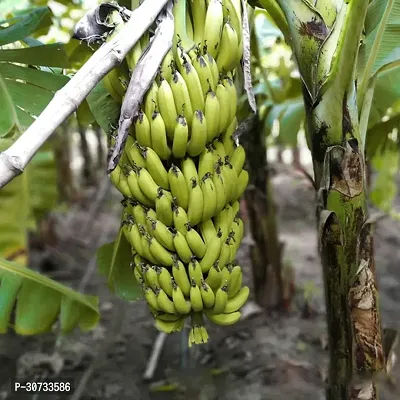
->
<box><xmin>108</xmin><ymin>0</ymin><xmax>250</xmax><ymax>346</ymax></box>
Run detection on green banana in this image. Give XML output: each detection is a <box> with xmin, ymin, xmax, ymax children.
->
<box><xmin>187</xmin><ymin>178</ymin><xmax>204</xmax><ymax>226</ymax></box>
<box><xmin>199</xmin><ymin>229</ymin><xmax>222</xmax><ymax>273</ymax></box>
<box><xmin>230</xmin><ymin>144</ymin><xmax>245</xmax><ymax>175</ymax></box>
<box><xmin>144</xmin><ymin>82</ymin><xmax>159</xmax><ymax>122</ymax></box>
<box><xmin>186</xmin><ymin>110</ymin><xmax>208</xmax><ymax>157</ymax></box>
<box><xmin>172</xmin><ymin>203</ymin><xmax>190</xmax><ymax>235</ymax></box>
<box><xmin>205</xmin><ymin>310</ymin><xmax>241</xmax><ymax>326</ymax></box>
<box><xmin>190</xmin><ymin>279</ymin><xmax>203</xmax><ymax>312</ymax></box>
<box><xmin>142</xmin><ymin>146</ymin><xmax>170</xmax><ymax>189</ymax></box>
<box><xmin>205</xmin><ymin>52</ymin><xmax>219</xmax><ymax>85</ymax></box>
<box><xmin>202</xmin><ymin>0</ymin><xmax>224</xmax><ymax>58</ymax></box>
<box><xmin>158</xmin><ymin>76</ymin><xmax>178</xmax><ymax>139</ymax></box>
<box><xmin>172</xmin><ymin>258</ymin><xmax>191</xmax><ymax>297</ymax></box>
<box><xmin>144</xmin><ymin>286</ymin><xmax>161</xmax><ymax>311</ymax></box>
<box><xmin>155</xmin><ymin>317</ymin><xmax>185</xmax><ymax>333</ymax></box>
<box><xmin>168</xmin><ymin>164</ymin><xmax>189</xmax><ymax>210</ymax></box>
<box><xmin>192</xmin><ymin>0</ymin><xmax>207</xmax><ymax>44</ymax></box>
<box><xmin>126</xmin><ymin>142</ymin><xmax>146</xmax><ymax>168</ymax></box>
<box><xmin>188</xmin><ymin>257</ymin><xmax>204</xmax><ymax>286</ymax></box>
<box><xmin>218</xmin><ymin>237</ymin><xmax>232</xmax><ymax>270</ymax></box>
<box><xmin>199</xmin><ymin>219</ymin><xmax>217</xmax><ymax>245</ymax></box>
<box><xmin>131</xmin><ymin>201</ymin><xmax>148</xmax><ymax>226</ymax></box>
<box><xmin>212</xmin><ymin>164</ymin><xmax>227</xmax><ymax>214</ymax></box>
<box><xmin>185</xmin><ymin>223</ymin><xmax>207</xmax><ymax>258</ymax></box>
<box><xmin>150</xmin><ymin>111</ymin><xmax>172</xmax><ymax>160</ymax></box>
<box><xmin>156</xmin><ymin>189</ymin><xmax>174</xmax><ymax>226</ymax></box>
<box><xmin>181</xmin><ymin>156</ymin><xmax>199</xmax><ymax>189</ymax></box>
<box><xmin>128</xmin><ymin>223</ymin><xmax>145</xmax><ymax>256</ymax></box>
<box><xmin>170</xmin><ymin>69</ymin><xmax>194</xmax><ymax>126</ymax></box>
<box><xmin>192</xmin><ymin>52</ymin><xmax>216</xmax><ymax>95</ymax></box>
<box><xmin>144</xmin><ymin>266</ymin><xmax>159</xmax><ymax>290</ymax></box>
<box><xmin>159</xmin><ymin>49</ymin><xmax>174</xmax><ymax>82</ymax></box>
<box><xmin>200</xmin><ymin>173</ymin><xmax>217</xmax><ymax>221</ymax></box>
<box><xmin>157</xmin><ymin>267</ymin><xmax>174</xmax><ymax>297</ymax></box>
<box><xmin>198</xmin><ymin>146</ymin><xmax>215</xmax><ymax>180</ymax></box>
<box><xmin>110</xmin><ymin>166</ymin><xmax>133</xmax><ymax>198</ymax></box>
<box><xmin>204</xmin><ymin>89</ymin><xmax>221</xmax><ymax>141</ymax></box>
<box><xmin>136</xmin><ymin>167</ymin><xmax>159</xmax><ymax>204</ymax></box>
<box><xmin>172</xmin><ymin>115</ymin><xmax>189</xmax><ymax>158</ymax></box>
<box><xmin>148</xmin><ymin>236</ymin><xmax>174</xmax><ymax>267</ymax></box>
<box><xmin>156</xmin><ymin>288</ymin><xmax>177</xmax><ymax>314</ymax></box>
<box><xmin>147</xmin><ymin>217</ymin><xmax>175</xmax><ymax>252</ymax></box>
<box><xmin>140</xmin><ymin>231</ymin><xmax>160</xmax><ymax>265</ymax></box>
<box><xmin>221</xmin><ymin>116</ymin><xmax>237</xmax><ymax>156</ymax></box>
<box><xmin>227</xmin><ymin>265</ymin><xmax>244</xmax><ymax>298</ymax></box>
<box><xmin>235</xmin><ymin>169</ymin><xmax>249</xmax><ymax>200</ymax></box>
<box><xmin>205</xmin><ymin>262</ymin><xmax>222</xmax><ymax>290</ymax></box>
<box><xmin>200</xmin><ymin>280</ymin><xmax>215</xmax><ymax>308</ymax></box>
<box><xmin>222</xmin><ymin>76</ymin><xmax>237</xmax><ymax>125</ymax></box>
<box><xmin>210</xmin><ymin>284</ymin><xmax>228</xmax><ymax>314</ymax></box>
<box><xmin>173</xmin><ymin>230</ymin><xmax>193</xmax><ymax>263</ymax></box>
<box><xmin>172</xmin><ymin>281</ymin><xmax>192</xmax><ymax>314</ymax></box>
<box><xmin>215</xmin><ymin>83</ymin><xmax>231</xmax><ymax>132</ymax></box>
<box><xmin>216</xmin><ymin>21</ymin><xmax>240</xmax><ymax>73</ymax></box>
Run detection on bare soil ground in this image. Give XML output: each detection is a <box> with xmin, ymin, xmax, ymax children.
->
<box><xmin>1</xmin><ymin>163</ymin><xmax>399</xmax><ymax>400</ymax></box>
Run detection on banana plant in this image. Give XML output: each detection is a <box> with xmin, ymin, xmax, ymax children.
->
<box><xmin>0</xmin><ymin>6</ymin><xmax>100</xmax><ymax>335</ymax></box>
<box><xmin>252</xmin><ymin>0</ymin><xmax>400</xmax><ymax>398</ymax></box>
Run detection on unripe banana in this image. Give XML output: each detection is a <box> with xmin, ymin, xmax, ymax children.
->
<box><xmin>132</xmin><ymin>202</ymin><xmax>148</xmax><ymax>226</ymax></box>
<box><xmin>147</xmin><ymin>217</ymin><xmax>175</xmax><ymax>252</ymax></box>
<box><xmin>223</xmin><ymin>0</ymin><xmax>243</xmax><ymax>44</ymax></box>
<box><xmin>200</xmin><ymin>173</ymin><xmax>217</xmax><ymax>221</ymax></box>
<box><xmin>150</xmin><ymin>111</ymin><xmax>171</xmax><ymax>160</ymax></box>
<box><xmin>199</xmin><ymin>219</ymin><xmax>217</xmax><ymax>245</ymax></box>
<box><xmin>157</xmin><ymin>77</ymin><xmax>178</xmax><ymax>139</ymax></box>
<box><xmin>172</xmin><ymin>258</ymin><xmax>191</xmax><ymax>297</ymax></box>
<box><xmin>187</xmin><ymin>178</ymin><xmax>204</xmax><ymax>226</ymax></box>
<box><xmin>228</xmin><ymin>266</ymin><xmax>245</xmax><ymax>299</ymax></box>
<box><xmin>148</xmin><ymin>236</ymin><xmax>174</xmax><ymax>267</ymax></box>
<box><xmin>230</xmin><ymin>144</ymin><xmax>246</xmax><ymax>175</ymax></box>
<box><xmin>159</xmin><ymin>49</ymin><xmax>174</xmax><ymax>83</ymax></box>
<box><xmin>213</xmin><ymin>139</ymin><xmax>226</xmax><ymax>161</ymax></box>
<box><xmin>133</xmin><ymin>253</ymin><xmax>145</xmax><ymax>268</ymax></box>
<box><xmin>221</xmin><ymin>159</ymin><xmax>238</xmax><ymax>203</ymax></box>
<box><xmin>202</xmin><ymin>0</ymin><xmax>224</xmax><ymax>58</ymax></box>
<box><xmin>140</xmin><ymin>231</ymin><xmax>160</xmax><ymax>265</ymax></box>
<box><xmin>231</xmin><ymin>200</ymin><xmax>240</xmax><ymax>216</ymax></box>
<box><xmin>205</xmin><ymin>52</ymin><xmax>219</xmax><ymax>85</ymax></box>
<box><xmin>110</xmin><ymin>166</ymin><xmax>133</xmax><ymax>198</ymax></box>
<box><xmin>215</xmin><ymin>83</ymin><xmax>231</xmax><ymax>133</ymax></box>
<box><xmin>173</xmin><ymin>230</ymin><xmax>193</xmax><ymax>263</ymax></box>
<box><xmin>142</xmin><ymin>146</ymin><xmax>170</xmax><ymax>189</ymax></box>
<box><xmin>172</xmin><ymin>281</ymin><xmax>192</xmax><ymax>314</ymax></box>
<box><xmin>156</xmin><ymin>189</ymin><xmax>174</xmax><ymax>226</ymax></box>
<box><xmin>172</xmin><ymin>115</ymin><xmax>189</xmax><ymax>158</ymax></box>
<box><xmin>128</xmin><ymin>223</ymin><xmax>144</xmax><ymax>256</ymax></box>
<box><xmin>228</xmin><ymin>234</ymin><xmax>238</xmax><ymax>264</ymax></box>
<box><xmin>187</xmin><ymin>110</ymin><xmax>208</xmax><ymax>157</ymax></box>
<box><xmin>155</xmin><ymin>311</ymin><xmax>182</xmax><ymax>322</ymax></box>
<box><xmin>144</xmin><ymin>286</ymin><xmax>161</xmax><ymax>311</ymax></box>
<box><xmin>125</xmin><ymin>169</ymin><xmax>153</xmax><ymax>206</ymax></box>
<box><xmin>155</xmin><ymin>317</ymin><xmax>184</xmax><ymax>333</ymax></box>
<box><xmin>192</xmin><ymin>52</ymin><xmax>215</xmax><ymax>95</ymax></box>
<box><xmin>205</xmin><ymin>262</ymin><xmax>222</xmax><ymax>290</ymax></box>
<box><xmin>143</xmin><ymin>265</ymin><xmax>159</xmax><ymax>290</ymax></box>
<box><xmin>235</xmin><ymin>169</ymin><xmax>249</xmax><ymax>201</ymax></box>
<box><xmin>222</xmin><ymin>117</ymin><xmax>237</xmax><ymax>156</ymax></box>
<box><xmin>127</xmin><ymin>142</ymin><xmax>146</xmax><ymax>168</ymax></box>
<box><xmin>222</xmin><ymin>77</ymin><xmax>237</xmax><ymax>125</ymax></box>
<box><xmin>168</xmin><ymin>164</ymin><xmax>189</xmax><ymax>210</ymax></box>
<box><xmin>146</xmin><ymin>208</ymin><xmax>158</xmax><ymax>231</ymax></box>
<box><xmin>216</xmin><ymin>21</ymin><xmax>239</xmax><ymax>73</ymax></box>
<box><xmin>133</xmin><ymin>265</ymin><xmax>144</xmax><ymax>285</ymax></box>
<box><xmin>200</xmin><ymin>280</ymin><xmax>215</xmax><ymax>308</ymax></box>
<box><xmin>181</xmin><ymin>156</ymin><xmax>199</xmax><ymax>189</ymax></box>
<box><xmin>205</xmin><ymin>310</ymin><xmax>241</xmax><ymax>326</ymax></box>
<box><xmin>144</xmin><ymin>82</ymin><xmax>159</xmax><ymax>122</ymax></box>
<box><xmin>198</xmin><ymin>146</ymin><xmax>215</xmax><ymax>181</ymax></box>
<box><xmin>178</xmin><ymin>49</ymin><xmax>205</xmax><ymax>112</ymax></box>
<box><xmin>157</xmin><ymin>267</ymin><xmax>174</xmax><ymax>297</ymax></box>
<box><xmin>210</xmin><ymin>284</ymin><xmax>229</xmax><ymax>314</ymax></box>
<box><xmin>170</xmin><ymin>69</ymin><xmax>194</xmax><ymax>126</ymax></box>
<box><xmin>192</xmin><ymin>0</ymin><xmax>207</xmax><ymax>44</ymax></box>
<box><xmin>172</xmin><ymin>203</ymin><xmax>189</xmax><ymax>235</ymax></box>
<box><xmin>156</xmin><ymin>287</ymin><xmax>177</xmax><ymax>314</ymax></box>
<box><xmin>199</xmin><ymin>230</ymin><xmax>222</xmax><ymax>273</ymax></box>
<box><xmin>126</xmin><ymin>37</ymin><xmax>142</xmax><ymax>70</ymax></box>
<box><xmin>188</xmin><ymin>257</ymin><xmax>204</xmax><ymax>286</ymax></box>
<box><xmin>218</xmin><ymin>237</ymin><xmax>232</xmax><ymax>270</ymax></box>
<box><xmin>212</xmin><ymin>165</ymin><xmax>227</xmax><ymax>214</ymax></box>
<box><xmin>136</xmin><ymin>167</ymin><xmax>159</xmax><ymax>204</ymax></box>
<box><xmin>214</xmin><ymin>204</ymin><xmax>235</xmax><ymax>242</ymax></box>
<box><xmin>103</xmin><ymin>72</ymin><xmax>123</xmax><ymax>103</ymax></box>
<box><xmin>204</xmin><ymin>90</ymin><xmax>221</xmax><ymax>141</ymax></box>
<box><xmin>185</xmin><ymin>224</ymin><xmax>207</xmax><ymax>258</ymax></box>
<box><xmin>190</xmin><ymin>279</ymin><xmax>203</xmax><ymax>312</ymax></box>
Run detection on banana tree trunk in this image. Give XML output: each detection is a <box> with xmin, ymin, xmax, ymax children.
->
<box><xmin>275</xmin><ymin>1</ymin><xmax>385</xmax><ymax>398</ymax></box>
<box><xmin>242</xmin><ymin>114</ymin><xmax>284</xmax><ymax>309</ymax></box>
<box><xmin>78</xmin><ymin>124</ymin><xmax>94</xmax><ymax>186</ymax></box>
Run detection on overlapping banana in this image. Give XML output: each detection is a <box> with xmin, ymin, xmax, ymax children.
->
<box><xmin>108</xmin><ymin>0</ymin><xmax>249</xmax><ymax>346</ymax></box>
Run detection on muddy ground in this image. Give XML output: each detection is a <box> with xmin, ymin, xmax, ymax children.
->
<box><xmin>1</xmin><ymin>163</ymin><xmax>399</xmax><ymax>400</ymax></box>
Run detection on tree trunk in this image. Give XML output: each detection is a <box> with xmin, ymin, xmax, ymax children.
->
<box><xmin>276</xmin><ymin>1</ymin><xmax>384</xmax><ymax>398</ymax></box>
<box><xmin>242</xmin><ymin>114</ymin><xmax>284</xmax><ymax>309</ymax></box>
<box><xmin>78</xmin><ymin>124</ymin><xmax>94</xmax><ymax>186</ymax></box>
<box><xmin>93</xmin><ymin>122</ymin><xmax>106</xmax><ymax>172</ymax></box>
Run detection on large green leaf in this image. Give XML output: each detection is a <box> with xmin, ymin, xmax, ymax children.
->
<box><xmin>0</xmin><ymin>258</ymin><xmax>99</xmax><ymax>335</ymax></box>
<box><xmin>87</xmin><ymin>82</ymin><xmax>120</xmax><ymax>133</ymax></box>
<box><xmin>0</xmin><ymin>7</ymin><xmax>52</xmax><ymax>46</ymax></box>
<box><xmin>0</xmin><ymin>44</ymin><xmax>69</xmax><ymax>68</ymax></box>
<box><xmin>97</xmin><ymin>228</ymin><xmax>141</xmax><ymax>302</ymax></box>
<box><xmin>0</xmin><ymin>73</ymin><xmax>20</xmax><ymax>136</ymax></box>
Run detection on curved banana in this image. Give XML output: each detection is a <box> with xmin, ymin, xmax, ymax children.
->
<box><xmin>212</xmin><ymin>165</ymin><xmax>227</xmax><ymax>214</ymax></box>
<box><xmin>234</xmin><ymin>169</ymin><xmax>249</xmax><ymax>201</ymax></box>
<box><xmin>210</xmin><ymin>284</ymin><xmax>229</xmax><ymax>314</ymax></box>
<box><xmin>215</xmin><ymin>83</ymin><xmax>231</xmax><ymax>132</ymax></box>
<box><xmin>157</xmin><ymin>267</ymin><xmax>174</xmax><ymax>297</ymax></box>
<box><xmin>199</xmin><ymin>230</ymin><xmax>222</xmax><ymax>273</ymax></box>
<box><xmin>221</xmin><ymin>116</ymin><xmax>237</xmax><ymax>156</ymax></box>
<box><xmin>188</xmin><ymin>257</ymin><xmax>204</xmax><ymax>286</ymax></box>
<box><xmin>181</xmin><ymin>156</ymin><xmax>199</xmax><ymax>189</ymax></box>
<box><xmin>110</xmin><ymin>165</ymin><xmax>132</xmax><ymax>198</ymax></box>
<box><xmin>155</xmin><ymin>317</ymin><xmax>184</xmax><ymax>333</ymax></box>
<box><xmin>216</xmin><ymin>21</ymin><xmax>239</xmax><ymax>73</ymax></box>
<box><xmin>214</xmin><ymin>204</ymin><xmax>235</xmax><ymax>242</ymax></box>
<box><xmin>205</xmin><ymin>310</ymin><xmax>241</xmax><ymax>326</ymax></box>
<box><xmin>159</xmin><ymin>49</ymin><xmax>174</xmax><ymax>83</ymax></box>
<box><xmin>189</xmin><ymin>279</ymin><xmax>203</xmax><ymax>312</ymax></box>
<box><xmin>213</xmin><ymin>139</ymin><xmax>226</xmax><ymax>161</ymax></box>
<box><xmin>199</xmin><ymin>219</ymin><xmax>217</xmax><ymax>245</ymax></box>
<box><xmin>202</xmin><ymin>0</ymin><xmax>224</xmax><ymax>58</ymax></box>
<box><xmin>156</xmin><ymin>288</ymin><xmax>177</xmax><ymax>314</ymax></box>
<box><xmin>150</xmin><ymin>111</ymin><xmax>171</xmax><ymax>160</ymax></box>
<box><xmin>170</xmin><ymin>69</ymin><xmax>194</xmax><ymax>126</ymax></box>
<box><xmin>198</xmin><ymin>146</ymin><xmax>215</xmax><ymax>181</ymax></box>
<box><xmin>192</xmin><ymin>52</ymin><xmax>215</xmax><ymax>95</ymax></box>
<box><xmin>132</xmin><ymin>202</ymin><xmax>148</xmax><ymax>226</ymax></box>
<box><xmin>144</xmin><ymin>82</ymin><xmax>159</xmax><ymax>122</ymax></box>
<box><xmin>126</xmin><ymin>169</ymin><xmax>154</xmax><ymax>207</ymax></box>
<box><xmin>127</xmin><ymin>142</ymin><xmax>146</xmax><ymax>168</ymax></box>
<box><xmin>230</xmin><ymin>144</ymin><xmax>245</xmax><ymax>175</ymax></box>
<box><xmin>224</xmin><ymin>0</ymin><xmax>243</xmax><ymax>44</ymax></box>
<box><xmin>200</xmin><ymin>280</ymin><xmax>215</xmax><ymax>308</ymax></box>
<box><xmin>227</xmin><ymin>264</ymin><xmax>243</xmax><ymax>298</ymax></box>
<box><xmin>187</xmin><ymin>178</ymin><xmax>204</xmax><ymax>226</ymax></box>
<box><xmin>136</xmin><ymin>167</ymin><xmax>159</xmax><ymax>203</ymax></box>
<box><xmin>172</xmin><ymin>115</ymin><xmax>189</xmax><ymax>158</ymax></box>
<box><xmin>141</xmin><ymin>231</ymin><xmax>160</xmax><ymax>265</ymax></box>
<box><xmin>144</xmin><ymin>266</ymin><xmax>159</xmax><ymax>290</ymax></box>
<box><xmin>205</xmin><ymin>262</ymin><xmax>222</xmax><ymax>290</ymax></box>
<box><xmin>204</xmin><ymin>90</ymin><xmax>221</xmax><ymax>141</ymax></box>
<box><xmin>142</xmin><ymin>146</ymin><xmax>170</xmax><ymax>189</ymax></box>
<box><xmin>185</xmin><ymin>224</ymin><xmax>206</xmax><ymax>258</ymax></box>
<box><xmin>158</xmin><ymin>77</ymin><xmax>178</xmax><ymax>140</ymax></box>
<box><xmin>205</xmin><ymin>52</ymin><xmax>219</xmax><ymax>85</ymax></box>
<box><xmin>168</xmin><ymin>164</ymin><xmax>189</xmax><ymax>210</ymax></box>
<box><xmin>128</xmin><ymin>223</ymin><xmax>145</xmax><ymax>256</ymax></box>
<box><xmin>221</xmin><ymin>159</ymin><xmax>238</xmax><ymax>203</ymax></box>
<box><xmin>172</xmin><ymin>282</ymin><xmax>192</xmax><ymax>314</ymax></box>
<box><xmin>218</xmin><ymin>237</ymin><xmax>232</xmax><ymax>270</ymax></box>
<box><xmin>133</xmin><ymin>265</ymin><xmax>144</xmax><ymax>285</ymax></box>
<box><xmin>147</xmin><ymin>217</ymin><xmax>175</xmax><ymax>252</ymax></box>
<box><xmin>192</xmin><ymin>0</ymin><xmax>207</xmax><ymax>44</ymax></box>
<box><xmin>149</xmin><ymin>236</ymin><xmax>174</xmax><ymax>267</ymax></box>
<box><xmin>222</xmin><ymin>76</ymin><xmax>237</xmax><ymax>125</ymax></box>
<box><xmin>173</xmin><ymin>230</ymin><xmax>193</xmax><ymax>263</ymax></box>
<box><xmin>200</xmin><ymin>173</ymin><xmax>217</xmax><ymax>221</ymax></box>
<box><xmin>134</xmin><ymin>110</ymin><xmax>152</xmax><ymax>148</ymax></box>
<box><xmin>155</xmin><ymin>189</ymin><xmax>174</xmax><ymax>226</ymax></box>
<box><xmin>144</xmin><ymin>286</ymin><xmax>161</xmax><ymax>311</ymax></box>
<box><xmin>172</xmin><ymin>203</ymin><xmax>189</xmax><ymax>235</ymax></box>
<box><xmin>186</xmin><ymin>110</ymin><xmax>208</xmax><ymax>157</ymax></box>
<box><xmin>172</xmin><ymin>258</ymin><xmax>191</xmax><ymax>297</ymax></box>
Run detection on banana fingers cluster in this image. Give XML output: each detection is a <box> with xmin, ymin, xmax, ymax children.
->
<box><xmin>108</xmin><ymin>0</ymin><xmax>249</xmax><ymax>346</ymax></box>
